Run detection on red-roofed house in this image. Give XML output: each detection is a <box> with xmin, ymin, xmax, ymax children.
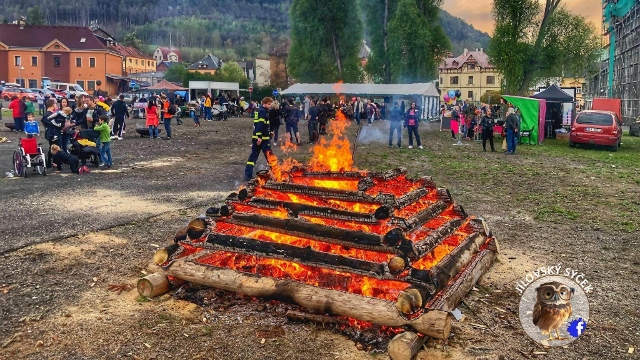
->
<box><xmin>92</xmin><ymin>26</ymin><xmax>156</xmax><ymax>75</ymax></box>
<box><xmin>438</xmin><ymin>48</ymin><xmax>502</xmax><ymax>102</ymax></box>
<box><xmin>153</xmin><ymin>47</ymin><xmax>181</xmax><ymax>63</ymax></box>
<box><xmin>0</xmin><ymin>23</ymin><xmax>125</xmax><ymax>95</ymax></box>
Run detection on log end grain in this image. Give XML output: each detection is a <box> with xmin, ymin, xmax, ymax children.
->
<box><xmin>137</xmin><ymin>273</ymin><xmax>170</xmax><ymax>298</ymax></box>
<box><xmin>388</xmin><ymin>331</ymin><xmax>426</xmax><ymax>360</ymax></box>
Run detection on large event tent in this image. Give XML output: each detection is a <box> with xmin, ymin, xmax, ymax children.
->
<box><xmin>280</xmin><ymin>83</ymin><xmax>441</xmax><ymax>120</ymax></box>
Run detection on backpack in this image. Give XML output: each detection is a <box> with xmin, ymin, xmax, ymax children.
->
<box><xmin>168</xmin><ymin>103</ymin><xmax>177</xmax><ymax>115</ymax></box>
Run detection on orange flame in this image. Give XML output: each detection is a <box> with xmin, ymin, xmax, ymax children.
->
<box><xmin>308</xmin><ymin>110</ymin><xmax>354</xmax><ymax>173</ymax></box>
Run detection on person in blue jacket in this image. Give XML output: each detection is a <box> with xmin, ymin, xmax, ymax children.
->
<box><xmin>244</xmin><ymin>97</ymin><xmax>275</xmax><ymax>181</ymax></box>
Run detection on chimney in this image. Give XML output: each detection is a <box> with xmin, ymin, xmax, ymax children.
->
<box><xmin>480</xmin><ymin>48</ymin><xmax>484</xmax><ymax>53</ymax></box>
<box><xmin>463</xmin><ymin>48</ymin><xmax>468</xmax><ymax>55</ymax></box>
<box><xmin>18</xmin><ymin>16</ymin><xmax>26</xmax><ymax>29</ymax></box>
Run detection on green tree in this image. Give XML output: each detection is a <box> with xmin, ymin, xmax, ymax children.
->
<box><xmin>387</xmin><ymin>0</ymin><xmax>450</xmax><ymax>83</ymax></box>
<box><xmin>363</xmin><ymin>0</ymin><xmax>399</xmax><ymax>83</ymax></box>
<box><xmin>27</xmin><ymin>5</ymin><xmax>45</xmax><ymax>25</ymax></box>
<box><xmin>123</xmin><ymin>31</ymin><xmax>143</xmax><ymax>50</ymax></box>
<box><xmin>213</xmin><ymin>62</ymin><xmax>250</xmax><ymax>88</ymax></box>
<box><xmin>164</xmin><ymin>64</ymin><xmax>188</xmax><ymax>83</ymax></box>
<box><xmin>480</xmin><ymin>90</ymin><xmax>502</xmax><ymax>104</ymax></box>
<box><xmin>489</xmin><ymin>0</ymin><xmax>601</xmax><ymax>94</ymax></box>
<box><xmin>288</xmin><ymin>0</ymin><xmax>363</xmax><ymax>83</ymax></box>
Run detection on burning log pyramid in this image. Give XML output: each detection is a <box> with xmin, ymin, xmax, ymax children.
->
<box><xmin>139</xmin><ymin>114</ymin><xmax>498</xmax><ymax>354</ymax></box>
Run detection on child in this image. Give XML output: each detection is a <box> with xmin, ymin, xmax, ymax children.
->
<box><xmin>51</xmin><ymin>144</ymin><xmax>89</xmax><ymax>174</ymax></box>
<box><xmin>146</xmin><ymin>100</ymin><xmax>160</xmax><ymax>139</ymax></box>
<box><xmin>94</xmin><ymin>115</ymin><xmax>113</xmax><ymax>168</ymax></box>
<box><xmin>24</xmin><ymin>112</ymin><xmax>40</xmax><ymax>136</ymax></box>
<box><xmin>188</xmin><ymin>100</ymin><xmax>201</xmax><ymax>127</ymax></box>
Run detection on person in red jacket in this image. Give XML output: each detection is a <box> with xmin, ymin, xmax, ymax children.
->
<box><xmin>8</xmin><ymin>96</ymin><xmax>26</xmax><ymax>132</ymax></box>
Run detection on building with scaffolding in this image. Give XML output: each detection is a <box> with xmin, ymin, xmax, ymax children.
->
<box><xmin>584</xmin><ymin>0</ymin><xmax>639</xmax><ymax>122</ymax></box>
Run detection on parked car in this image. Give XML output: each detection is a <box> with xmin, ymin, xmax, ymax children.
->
<box><xmin>49</xmin><ymin>82</ymin><xmax>89</xmax><ymax>97</ymax></box>
<box><xmin>2</xmin><ymin>87</ymin><xmax>37</xmax><ymax>102</ymax></box>
<box><xmin>34</xmin><ymin>88</ymin><xmax>63</xmax><ymax>101</ymax></box>
<box><xmin>569</xmin><ymin>110</ymin><xmax>623</xmax><ymax>151</ymax></box>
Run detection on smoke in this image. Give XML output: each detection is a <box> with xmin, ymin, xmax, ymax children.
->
<box><xmin>356</xmin><ymin>124</ymin><xmax>392</xmax><ymax>145</ymax></box>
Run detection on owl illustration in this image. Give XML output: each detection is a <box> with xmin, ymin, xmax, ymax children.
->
<box><xmin>532</xmin><ymin>281</ymin><xmax>575</xmax><ymax>341</ymax></box>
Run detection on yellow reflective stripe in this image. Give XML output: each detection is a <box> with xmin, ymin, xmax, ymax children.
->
<box><xmin>254</xmin><ymin>112</ymin><xmax>259</xmax><ymax>120</ymax></box>
<box><xmin>261</xmin><ymin>136</ymin><xmax>270</xmax><ymax>140</ymax></box>
<box><xmin>247</xmin><ymin>161</ymin><xmax>255</xmax><ymax>165</ymax></box>
<box><xmin>254</xmin><ymin>119</ymin><xmax>265</xmax><ymax>123</ymax></box>
<box><xmin>252</xmin><ymin>135</ymin><xmax>259</xmax><ymax>139</ymax></box>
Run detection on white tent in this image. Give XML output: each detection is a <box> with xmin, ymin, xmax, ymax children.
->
<box><xmin>281</xmin><ymin>83</ymin><xmax>441</xmax><ymax>120</ymax></box>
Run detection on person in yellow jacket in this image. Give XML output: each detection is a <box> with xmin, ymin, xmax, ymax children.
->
<box><xmin>204</xmin><ymin>94</ymin><xmax>212</xmax><ymax>121</ymax></box>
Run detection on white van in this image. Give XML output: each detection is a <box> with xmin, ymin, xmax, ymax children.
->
<box><xmin>50</xmin><ymin>82</ymin><xmax>89</xmax><ymax>97</ymax></box>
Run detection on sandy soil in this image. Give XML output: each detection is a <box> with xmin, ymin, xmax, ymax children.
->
<box><xmin>0</xmin><ymin>116</ymin><xmax>638</xmax><ymax>359</ymax></box>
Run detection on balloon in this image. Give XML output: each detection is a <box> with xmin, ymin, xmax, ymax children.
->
<box><xmin>455</xmin><ymin>90</ymin><xmax>462</xmax><ymax>98</ymax></box>
<box><xmin>443</xmin><ymin>94</ymin><xmax>450</xmax><ymax>102</ymax></box>
<box><xmin>448</xmin><ymin>90</ymin><xmax>455</xmax><ymax>98</ymax></box>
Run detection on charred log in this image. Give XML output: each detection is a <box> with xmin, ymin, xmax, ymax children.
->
<box><xmin>229</xmin><ymin>213</ymin><xmax>388</xmax><ymax>249</ymax></box>
<box><xmin>238</xmin><ymin>189</ymin><xmax>249</xmax><ymax>201</ymax></box>
<box><xmin>205</xmin><ymin>233</ymin><xmax>387</xmax><ymax>276</ymax></box>
<box><xmin>206</xmin><ymin>207</ymin><xmax>220</xmax><ymax>216</ymax></box>
<box><xmin>395</xmin><ymin>188</ymin><xmax>429</xmax><ymax>209</ymax></box>
<box><xmin>388</xmin><ymin>256</ymin><xmax>409</xmax><ymax>275</ymax></box>
<box><xmin>430</xmin><ymin>233</ymin><xmax>486</xmax><ymax>290</ymax></box>
<box><xmin>187</xmin><ymin>218</ymin><xmax>208</xmax><ymax>240</ymax></box>
<box><xmin>401</xmin><ymin>201</ymin><xmax>450</xmax><ymax>231</ymax></box>
<box><xmin>427</xmin><ymin>246</ymin><xmax>498</xmax><ymax>312</ymax></box>
<box><xmin>246</xmin><ymin>198</ymin><xmax>381</xmax><ymax>223</ymax></box>
<box><xmin>220</xmin><ymin>205</ymin><xmax>233</xmax><ymax>217</ymax></box>
<box><xmin>153</xmin><ymin>244</ymin><xmax>181</xmax><ymax>265</ymax></box>
<box><xmin>436</xmin><ymin>188</ymin><xmax>453</xmax><ymax>204</ymax></box>
<box><xmin>374</xmin><ymin>206</ymin><xmax>392</xmax><ymax>220</ymax></box>
<box><xmin>259</xmin><ymin>181</ymin><xmax>396</xmax><ymax>206</ymax></box>
<box><xmin>412</xmin><ymin>218</ymin><xmax>465</xmax><ymax>257</ymax></box>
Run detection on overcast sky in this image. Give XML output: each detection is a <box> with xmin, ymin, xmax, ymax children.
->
<box><xmin>442</xmin><ymin>0</ymin><xmax>602</xmax><ymax>35</ymax></box>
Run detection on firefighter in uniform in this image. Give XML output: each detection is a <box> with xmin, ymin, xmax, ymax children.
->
<box><xmin>244</xmin><ymin>97</ymin><xmax>274</xmax><ymax>181</ymax></box>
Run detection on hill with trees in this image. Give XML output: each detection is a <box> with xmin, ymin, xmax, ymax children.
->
<box><xmin>1</xmin><ymin>0</ymin><xmax>489</xmax><ymax>63</ymax></box>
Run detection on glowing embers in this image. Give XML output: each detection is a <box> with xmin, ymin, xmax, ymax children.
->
<box><xmin>194</xmin><ymin>250</ymin><xmax>410</xmax><ymax>301</ymax></box>
<box><xmin>213</xmin><ymin>222</ymin><xmax>394</xmax><ymax>264</ymax></box>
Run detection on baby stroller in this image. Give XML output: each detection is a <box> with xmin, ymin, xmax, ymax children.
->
<box><xmin>13</xmin><ymin>121</ymin><xmax>47</xmax><ymax>177</ymax></box>
<box><xmin>69</xmin><ymin>129</ymin><xmax>101</xmax><ymax>167</ymax></box>
<box><xmin>212</xmin><ymin>106</ymin><xmax>228</xmax><ymax>121</ymax></box>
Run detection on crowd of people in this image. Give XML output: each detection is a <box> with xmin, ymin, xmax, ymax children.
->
<box><xmin>443</xmin><ymin>100</ymin><xmax>522</xmax><ymax>155</ymax></box>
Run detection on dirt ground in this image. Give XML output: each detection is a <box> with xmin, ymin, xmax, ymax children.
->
<box><xmin>0</xmin><ymin>114</ymin><xmax>638</xmax><ymax>360</ymax></box>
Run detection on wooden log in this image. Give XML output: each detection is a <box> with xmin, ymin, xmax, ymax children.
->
<box><xmin>388</xmin><ymin>331</ymin><xmax>427</xmax><ymax>360</ymax></box>
<box><xmin>246</xmin><ymin>197</ymin><xmax>381</xmax><ymax>223</ymax></box>
<box><xmin>228</xmin><ymin>213</ymin><xmax>386</xmax><ymax>248</ymax></box>
<box><xmin>149</xmin><ymin>260</ymin><xmax>452</xmax><ymax>339</ymax></box>
<box><xmin>430</xmin><ymin>233</ymin><xmax>486</xmax><ymax>290</ymax></box>
<box><xmin>205</xmin><ymin>233</ymin><xmax>387</xmax><ymax>276</ymax></box>
<box><xmin>427</xmin><ymin>246</ymin><xmax>498</xmax><ymax>312</ymax></box>
<box><xmin>286</xmin><ymin>310</ymin><xmax>348</xmax><ymax>327</ymax></box>
<box><xmin>137</xmin><ymin>273</ymin><xmax>170</xmax><ymax>298</ymax></box>
<box><xmin>395</xmin><ymin>188</ymin><xmax>429</xmax><ymax>209</ymax></box>
<box><xmin>402</xmin><ymin>201</ymin><xmax>450</xmax><ymax>231</ymax></box>
<box><xmin>412</xmin><ymin>218</ymin><xmax>465</xmax><ymax>257</ymax></box>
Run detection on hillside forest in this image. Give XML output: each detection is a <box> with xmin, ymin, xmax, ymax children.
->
<box><xmin>2</xmin><ymin>0</ymin><xmax>490</xmax><ymax>64</ymax></box>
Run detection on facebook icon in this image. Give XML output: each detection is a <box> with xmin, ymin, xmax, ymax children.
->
<box><xmin>567</xmin><ymin>318</ymin><xmax>587</xmax><ymax>338</ymax></box>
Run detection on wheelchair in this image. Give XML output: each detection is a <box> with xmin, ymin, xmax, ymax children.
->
<box><xmin>13</xmin><ymin>137</ymin><xmax>47</xmax><ymax>177</ymax></box>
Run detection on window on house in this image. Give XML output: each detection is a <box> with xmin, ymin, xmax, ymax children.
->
<box><xmin>14</xmin><ymin>56</ymin><xmax>21</xmax><ymax>66</ymax></box>
<box><xmin>87</xmin><ymin>80</ymin><xmax>96</xmax><ymax>91</ymax></box>
<box><xmin>129</xmin><ymin>58</ymin><xmax>132</xmax><ymax>63</ymax></box>
<box><xmin>468</xmin><ymin>91</ymin><xmax>474</xmax><ymax>99</ymax></box>
<box><xmin>76</xmin><ymin>57</ymin><xmax>82</xmax><ymax>67</ymax></box>
<box><xmin>28</xmin><ymin>79</ymin><xmax>37</xmax><ymax>89</ymax></box>
<box><xmin>468</xmin><ymin>64</ymin><xmax>475</xmax><ymax>70</ymax></box>
<box><xmin>31</xmin><ymin>56</ymin><xmax>37</xmax><ymax>66</ymax></box>
<box><xmin>135</xmin><ymin>59</ymin><xmax>138</xmax><ymax>65</ymax></box>
<box><xmin>450</xmin><ymin>76</ymin><xmax>459</xmax><ymax>85</ymax></box>
<box><xmin>76</xmin><ymin>80</ymin><xmax>85</xmax><ymax>89</ymax></box>
<box><xmin>54</xmin><ymin>56</ymin><xmax>61</xmax><ymax>67</ymax></box>
<box><xmin>440</xmin><ymin>78</ymin><xmax>443</xmax><ymax>84</ymax></box>
<box><xmin>577</xmin><ymin>87</ymin><xmax>582</xmax><ymax>94</ymax></box>
<box><xmin>89</xmin><ymin>58</ymin><xmax>96</xmax><ymax>68</ymax></box>
<box><xmin>468</xmin><ymin>76</ymin><xmax>474</xmax><ymax>84</ymax></box>
<box><xmin>486</xmin><ymin>76</ymin><xmax>496</xmax><ymax>85</ymax></box>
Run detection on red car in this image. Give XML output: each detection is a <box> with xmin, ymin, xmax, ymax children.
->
<box><xmin>569</xmin><ymin>110</ymin><xmax>623</xmax><ymax>151</ymax></box>
<box><xmin>1</xmin><ymin>87</ymin><xmax>37</xmax><ymax>102</ymax></box>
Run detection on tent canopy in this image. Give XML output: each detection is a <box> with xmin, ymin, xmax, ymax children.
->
<box><xmin>502</xmin><ymin>95</ymin><xmax>547</xmax><ymax>144</ymax></box>
<box><xmin>144</xmin><ymin>79</ymin><xmax>187</xmax><ymax>91</ymax></box>
<box><xmin>280</xmin><ymin>83</ymin><xmax>440</xmax><ymax>97</ymax></box>
<box><xmin>532</xmin><ymin>84</ymin><xmax>573</xmax><ymax>102</ymax></box>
